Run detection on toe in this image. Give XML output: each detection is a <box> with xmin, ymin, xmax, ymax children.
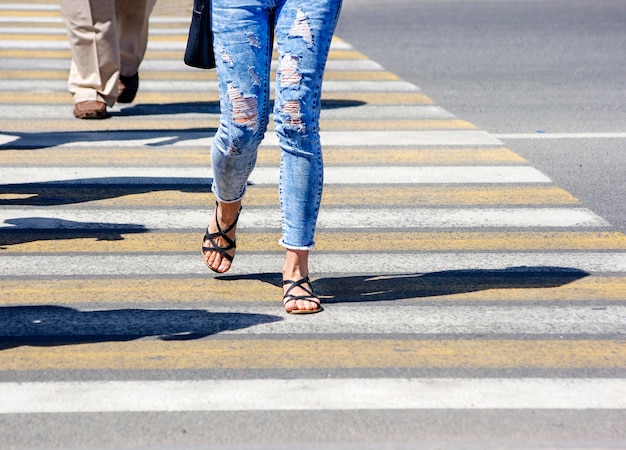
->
<box><xmin>298</xmin><ymin>299</ymin><xmax>314</xmax><ymax>311</ymax></box>
<box><xmin>217</xmin><ymin>258</ymin><xmax>231</xmax><ymax>273</ymax></box>
<box><xmin>284</xmin><ymin>299</ymin><xmax>297</xmax><ymax>313</ymax></box>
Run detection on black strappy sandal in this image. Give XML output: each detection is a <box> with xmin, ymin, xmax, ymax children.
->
<box><xmin>282</xmin><ymin>277</ymin><xmax>323</xmax><ymax>314</ymax></box>
<box><xmin>201</xmin><ymin>202</ymin><xmax>242</xmax><ymax>273</ymax></box>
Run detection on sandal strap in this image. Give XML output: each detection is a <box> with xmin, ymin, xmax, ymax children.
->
<box><xmin>202</xmin><ymin>230</ymin><xmax>235</xmax><ymax>262</ymax></box>
<box><xmin>201</xmin><ymin>202</ymin><xmax>242</xmax><ymax>263</ymax></box>
<box><xmin>282</xmin><ymin>277</ymin><xmax>320</xmax><ymax>307</ymax></box>
<box><xmin>214</xmin><ymin>202</ymin><xmax>241</xmax><ymax>235</ymax></box>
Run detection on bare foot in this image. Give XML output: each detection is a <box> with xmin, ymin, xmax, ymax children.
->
<box><xmin>201</xmin><ymin>201</ymin><xmax>241</xmax><ymax>273</ymax></box>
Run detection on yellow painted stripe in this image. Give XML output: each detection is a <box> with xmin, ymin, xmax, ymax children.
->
<box><xmin>2</xmin><ymin>275</ymin><xmax>626</xmax><ymax>306</ymax></box>
<box><xmin>0</xmin><ymin>118</ymin><xmax>475</xmax><ymax>133</ymax></box>
<box><xmin>0</xmin><ymin>70</ymin><xmax>398</xmax><ymax>82</ymax></box>
<box><xmin>0</xmin><ymin>340</ymin><xmax>623</xmax><ymax>371</ymax></box>
<box><xmin>0</xmin><ymin>49</ymin><xmax>71</xmax><ymax>59</ymax></box>
<box><xmin>0</xmin><ymin>148</ymin><xmax>526</xmax><ymax>166</ymax></box>
<box><xmin>327</xmin><ymin>50</ymin><xmax>369</xmax><ymax>60</ymax></box>
<box><xmin>0</xmin><ymin>11</ymin><xmax>60</xmax><ymax>17</ymax></box>
<box><xmin>2</xmin><ymin>231</ymin><xmax>624</xmax><ymax>254</ymax></box>
<box><xmin>0</xmin><ymin>91</ymin><xmax>434</xmax><ymax>105</ymax></box>
<box><xmin>0</xmin><ymin>34</ymin><xmax>66</xmax><ymax>41</ymax></box>
<box><xmin>0</xmin><ymin>186</ymin><xmax>577</xmax><ymax>207</ymax></box>
<box><xmin>0</xmin><ymin>69</ymin><xmax>58</xmax><ymax>79</ymax></box>
<box><xmin>0</xmin><ymin>147</ymin><xmax>525</xmax><ymax>165</ymax></box>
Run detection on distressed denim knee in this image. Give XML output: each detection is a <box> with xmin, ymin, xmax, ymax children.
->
<box><xmin>211</xmin><ymin>85</ymin><xmax>265</xmax><ymax>202</ymax></box>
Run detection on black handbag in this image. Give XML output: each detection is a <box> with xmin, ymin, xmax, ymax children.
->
<box><xmin>184</xmin><ymin>0</ymin><xmax>216</xmax><ymax>69</ymax></box>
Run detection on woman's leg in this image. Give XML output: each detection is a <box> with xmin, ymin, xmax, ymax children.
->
<box><xmin>203</xmin><ymin>0</ymin><xmax>273</xmax><ymax>273</ymax></box>
<box><xmin>273</xmin><ymin>0</ymin><xmax>342</xmax><ymax>311</ymax></box>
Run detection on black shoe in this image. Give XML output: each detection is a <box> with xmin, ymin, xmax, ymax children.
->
<box><xmin>117</xmin><ymin>73</ymin><xmax>139</xmax><ymax>103</ymax></box>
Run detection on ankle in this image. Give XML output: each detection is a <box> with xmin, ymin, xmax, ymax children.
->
<box><xmin>282</xmin><ymin>249</ymin><xmax>309</xmax><ymax>281</ymax></box>
<box><xmin>215</xmin><ymin>201</ymin><xmax>241</xmax><ymax>224</ymax></box>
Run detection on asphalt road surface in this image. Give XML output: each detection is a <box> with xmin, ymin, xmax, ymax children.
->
<box><xmin>336</xmin><ymin>0</ymin><xmax>626</xmax><ymax>232</ymax></box>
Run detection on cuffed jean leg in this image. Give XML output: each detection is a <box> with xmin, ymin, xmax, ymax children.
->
<box><xmin>210</xmin><ymin>0</ymin><xmax>273</xmax><ymax>203</ymax></box>
<box><xmin>274</xmin><ymin>0</ymin><xmax>343</xmax><ymax>249</ymax></box>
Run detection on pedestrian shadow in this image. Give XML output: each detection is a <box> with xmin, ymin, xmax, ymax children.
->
<box><xmin>0</xmin><ymin>218</ymin><xmax>148</xmax><ymax>248</ymax></box>
<box><xmin>0</xmin><ymin>305</ymin><xmax>282</xmax><ymax>350</ymax></box>
<box><xmin>0</xmin><ymin>99</ymin><xmax>365</xmax><ymax>150</ymax></box>
<box><xmin>110</xmin><ymin>99</ymin><xmax>365</xmax><ymax>117</ymax></box>
<box><xmin>0</xmin><ymin>177</ymin><xmax>213</xmax><ymax>207</ymax></box>
<box><xmin>0</xmin><ymin>127</ymin><xmax>218</xmax><ymax>150</ymax></box>
<box><xmin>113</xmin><ymin>101</ymin><xmax>221</xmax><ymax>116</ymax></box>
<box><xmin>220</xmin><ymin>266</ymin><xmax>589</xmax><ymax>302</ymax></box>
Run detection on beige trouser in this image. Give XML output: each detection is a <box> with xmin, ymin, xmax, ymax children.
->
<box><xmin>61</xmin><ymin>0</ymin><xmax>157</xmax><ymax>106</ymax></box>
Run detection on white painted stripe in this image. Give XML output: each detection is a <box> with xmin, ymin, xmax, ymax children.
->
<box><xmin>0</xmin><ymin>379</ymin><xmax>624</xmax><ymax>413</ymax></box>
<box><xmin>216</xmin><ymin>130</ymin><xmax>502</xmax><ymax>146</ymax></box>
<box><xmin>6</xmin><ymin>305</ymin><xmax>622</xmax><ymax>336</ymax></box>
<box><xmin>495</xmin><ymin>133</ymin><xmax>626</xmax><ymax>139</ymax></box>
<box><xmin>322</xmin><ymin>40</ymin><xmax>354</xmax><ymax>51</ymax></box>
<box><xmin>1</xmin><ymin>58</ymin><xmax>385</xmax><ymax>72</ymax></box>
<box><xmin>0</xmin><ymin>17</ymin><xmax>62</xmax><ymax>24</ymax></box>
<box><xmin>0</xmin><ymin>166</ymin><xmax>548</xmax><ymax>185</ymax></box>
<box><xmin>0</xmin><ymin>130</ymin><xmax>502</xmax><ymax>148</ymax></box>
<box><xmin>0</xmin><ymin>207</ymin><xmax>606</xmax><ymax>231</ymax></box>
<box><xmin>0</xmin><ymin>105</ymin><xmax>453</xmax><ymax>121</ymax></box>
<box><xmin>0</xmin><ymin>26</ymin><xmax>191</xmax><ymax>35</ymax></box>
<box><xmin>318</xmin><ymin>207</ymin><xmax>606</xmax><ymax>228</ymax></box>
<box><xmin>1</xmin><ymin>252</ymin><xmax>623</xmax><ymax>277</ymax></box>
<box><xmin>0</xmin><ymin>41</ymin><xmax>186</xmax><ymax>51</ymax></box>
<box><xmin>0</xmin><ymin>4</ymin><xmax>59</xmax><ymax>11</ymax></box>
<box><xmin>320</xmin><ymin>59</ymin><xmax>386</xmax><ymax>71</ymax></box>
<box><xmin>257</xmin><ymin>166</ymin><xmax>546</xmax><ymax>184</ymax></box>
<box><xmin>0</xmin><ymin>79</ymin><xmax>419</xmax><ymax>93</ymax></box>
<box><xmin>0</xmin><ymin>13</ymin><xmax>190</xmax><ymax>23</ymax></box>
<box><xmin>0</xmin><ymin>37</ymin><xmax>352</xmax><ymax>51</ymax></box>
<box><xmin>0</xmin><ymin>17</ymin><xmax>197</xmax><ymax>25</ymax></box>
<box><xmin>0</xmin><ymin>133</ymin><xmax>17</xmax><ymax>146</ymax></box>
<box><xmin>0</xmin><ymin>58</ymin><xmax>70</xmax><ymax>70</ymax></box>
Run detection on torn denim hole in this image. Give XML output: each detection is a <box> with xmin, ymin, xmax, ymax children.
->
<box><xmin>279</xmin><ymin>52</ymin><xmax>301</xmax><ymax>86</ymax></box>
<box><xmin>289</xmin><ymin>9</ymin><xmax>313</xmax><ymax>48</ymax></box>
<box><xmin>227</xmin><ymin>83</ymin><xmax>259</xmax><ymax>132</ymax></box>
<box><xmin>281</xmin><ymin>99</ymin><xmax>305</xmax><ymax>133</ymax></box>
<box><xmin>248</xmin><ymin>66</ymin><xmax>261</xmax><ymax>86</ymax></box>
<box><xmin>221</xmin><ymin>50</ymin><xmax>233</xmax><ymax>66</ymax></box>
<box><xmin>247</xmin><ymin>32</ymin><xmax>261</xmax><ymax>48</ymax></box>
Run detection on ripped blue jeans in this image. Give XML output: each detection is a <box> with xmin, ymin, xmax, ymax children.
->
<box><xmin>210</xmin><ymin>0</ymin><xmax>342</xmax><ymax>250</ymax></box>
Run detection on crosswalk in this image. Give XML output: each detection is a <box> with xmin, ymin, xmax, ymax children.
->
<box><xmin>1</xmin><ymin>2</ymin><xmax>625</xmax><ymax>447</ymax></box>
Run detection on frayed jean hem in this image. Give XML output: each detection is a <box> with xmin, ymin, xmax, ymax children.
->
<box><xmin>212</xmin><ymin>185</ymin><xmax>246</xmax><ymax>205</ymax></box>
<box><xmin>279</xmin><ymin>240</ymin><xmax>314</xmax><ymax>251</ymax></box>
